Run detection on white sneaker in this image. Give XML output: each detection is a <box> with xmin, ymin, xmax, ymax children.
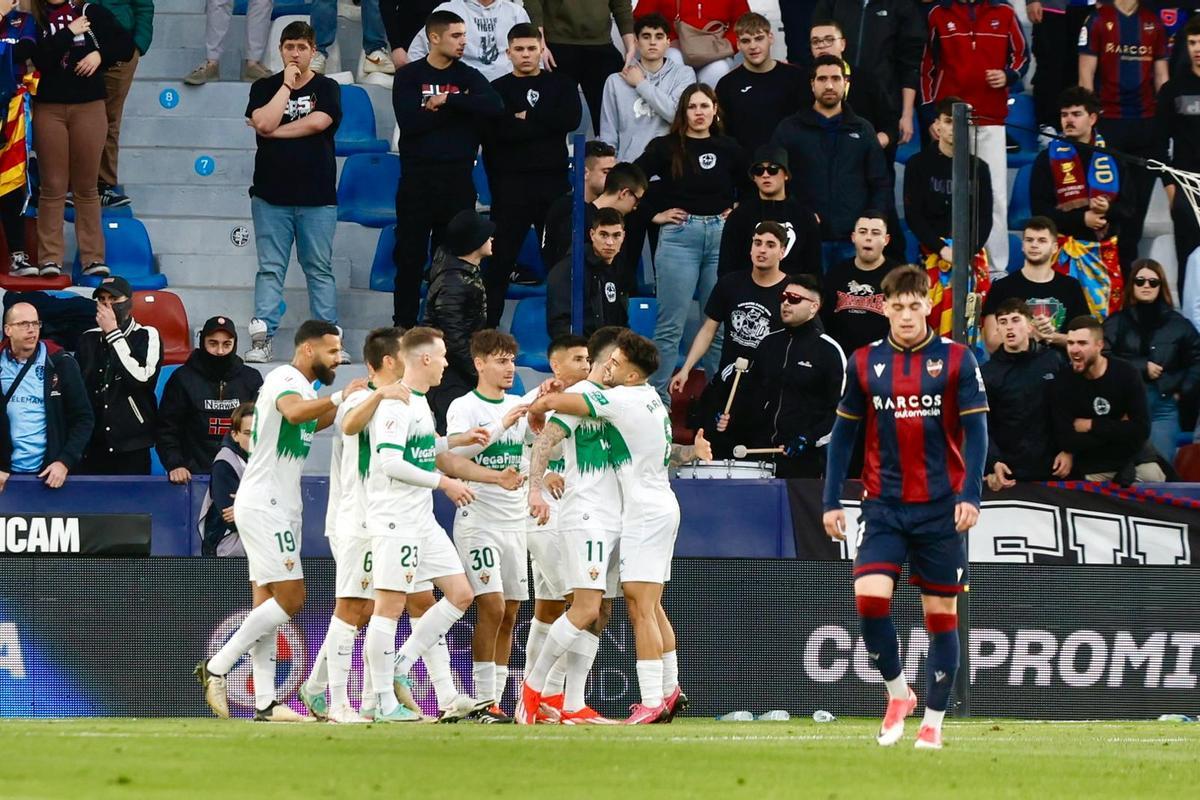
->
<box><xmin>363</xmin><ymin>49</ymin><xmax>395</xmax><ymax>75</ymax></box>
<box><xmin>311</xmin><ymin>52</ymin><xmax>327</xmax><ymax>74</ymax></box>
<box><xmin>335</xmin><ymin>324</ymin><xmax>351</xmax><ymax>364</ymax></box>
<box><xmin>438</xmin><ymin>694</ymin><xmax>492</xmax><ymax>723</ymax></box>
<box><xmin>329</xmin><ymin>704</ymin><xmax>370</xmax><ymax>724</ymax></box>
<box><xmin>245</xmin><ymin>318</ymin><xmax>272</xmax><ymax>363</ymax></box>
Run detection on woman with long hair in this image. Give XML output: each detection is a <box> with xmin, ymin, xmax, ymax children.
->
<box><xmin>29</xmin><ymin>0</ymin><xmax>132</xmax><ymax>277</ymax></box>
<box><xmin>1103</xmin><ymin>258</ymin><xmax>1200</xmax><ymax>463</ymax></box>
<box><xmin>636</xmin><ymin>83</ymin><xmax>745</xmax><ymax>398</ymax></box>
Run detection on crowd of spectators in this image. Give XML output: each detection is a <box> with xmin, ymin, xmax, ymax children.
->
<box><xmin>2</xmin><ymin>1</ymin><xmax>1200</xmax><ymax>489</ymax></box>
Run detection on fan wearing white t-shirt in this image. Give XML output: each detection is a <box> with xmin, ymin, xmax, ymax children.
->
<box><xmin>196</xmin><ymin>320</ymin><xmax>366</xmax><ymax>722</ymax></box>
<box><xmin>519</xmin><ymin>329</ymin><xmax>711</xmax><ymax>726</ymax></box>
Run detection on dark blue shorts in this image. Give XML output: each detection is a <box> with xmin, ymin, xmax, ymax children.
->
<box><xmin>853</xmin><ymin>499</ymin><xmax>968</xmax><ymax>596</ymax></box>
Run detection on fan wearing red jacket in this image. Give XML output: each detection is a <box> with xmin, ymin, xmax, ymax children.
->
<box><xmin>636</xmin><ymin>0</ymin><xmax>750</xmax><ymax>86</ymax></box>
<box><xmin>920</xmin><ymin>0</ymin><xmax>1028</xmax><ymax>279</ymax></box>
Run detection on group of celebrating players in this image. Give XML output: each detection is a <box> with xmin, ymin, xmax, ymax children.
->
<box><xmin>196</xmin><ymin>264</ymin><xmax>987</xmax><ymax>749</ymax></box>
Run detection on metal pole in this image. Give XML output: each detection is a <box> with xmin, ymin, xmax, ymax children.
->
<box><xmin>949</xmin><ymin>101</ymin><xmax>972</xmax><ymax>717</ymax></box>
<box><xmin>570</xmin><ymin>133</ymin><xmax>586</xmax><ymax>335</ymax></box>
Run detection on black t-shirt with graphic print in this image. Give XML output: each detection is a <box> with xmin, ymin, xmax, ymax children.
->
<box><xmin>704</xmin><ymin>270</ymin><xmax>791</xmax><ymax>372</ymax></box>
<box><xmin>982</xmin><ymin>270</ymin><xmax>1091</xmax><ymax>333</ymax></box>
<box><xmin>246</xmin><ymin>72</ymin><xmax>342</xmax><ymax>206</ymax></box>
<box><xmin>635</xmin><ymin>134</ymin><xmax>746</xmax><ymax>216</ymax></box>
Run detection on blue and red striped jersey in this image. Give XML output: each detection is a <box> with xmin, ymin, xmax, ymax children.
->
<box><xmin>1079</xmin><ymin>4</ymin><xmax>1168</xmax><ymax>120</ymax></box>
<box><xmin>837</xmin><ymin>332</ymin><xmax>989</xmax><ymax>504</ymax></box>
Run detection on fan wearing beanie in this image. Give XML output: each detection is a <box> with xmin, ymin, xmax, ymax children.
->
<box><xmin>424</xmin><ymin>209</ymin><xmax>495</xmax><ymax>431</ymax></box>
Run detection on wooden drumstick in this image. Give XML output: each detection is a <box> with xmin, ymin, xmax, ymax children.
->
<box><xmin>723</xmin><ymin>357</ymin><xmax>751</xmax><ymax>416</ymax></box>
<box><xmin>732</xmin><ymin>445</ymin><xmax>785</xmax><ymax>458</ymax></box>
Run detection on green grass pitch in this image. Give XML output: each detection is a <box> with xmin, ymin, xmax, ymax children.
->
<box><xmin>2</xmin><ymin>718</ymin><xmax>1198</xmax><ymax>798</ymax></box>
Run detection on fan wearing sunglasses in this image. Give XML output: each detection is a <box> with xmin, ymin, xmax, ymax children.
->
<box><xmin>720</xmin><ymin>274</ymin><xmax>847</xmax><ymax>478</ymax></box>
<box><xmin>717</xmin><ymin>145</ymin><xmax>821</xmax><ymax>278</ymax></box>
<box><xmin>1102</xmin><ymin>258</ymin><xmax>1200</xmax><ymax>463</ymax></box>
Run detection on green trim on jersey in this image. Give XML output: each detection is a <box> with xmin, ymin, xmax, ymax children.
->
<box><xmin>410</xmin><ymin>388</ymin><xmax>426</xmax><ymax>397</ymax></box>
<box><xmin>471</xmin><ymin>389</ymin><xmax>504</xmax><ymax>404</ymax></box>
<box><xmin>276</xmin><ymin>418</ymin><xmax>316</xmax><ymax>461</ymax></box>
<box><xmin>582</xmin><ymin>392</ymin><xmax>599</xmax><ymax>417</ymax></box>
<box><xmin>475</xmin><ymin>440</ymin><xmax>524</xmax><ymax>471</ymax></box>
<box><xmin>357</xmin><ymin>429</ymin><xmax>371</xmax><ymax>479</ymax></box>
<box><xmin>605</xmin><ymin>424</ymin><xmax>632</xmax><ymax>469</ymax></box>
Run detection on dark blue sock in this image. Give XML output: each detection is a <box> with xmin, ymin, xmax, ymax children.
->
<box><xmin>856</xmin><ymin>596</ymin><xmax>902</xmax><ymax>682</ymax></box>
<box><xmin>925</xmin><ymin>614</ymin><xmax>959</xmax><ymax>712</ymax></box>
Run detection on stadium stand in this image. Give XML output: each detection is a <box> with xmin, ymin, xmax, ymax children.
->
<box><xmin>334</xmin><ymin>85</ymin><xmax>390</xmax><ymax>156</ymax></box>
<box><xmin>336</xmin><ymin>153</ymin><xmax>401</xmax><ymax>227</ymax></box>
<box><xmin>72</xmin><ymin>219</ymin><xmax>166</xmax><ymax>290</ymax></box>
<box><xmin>511</xmin><ymin>296</ymin><xmax>551</xmax><ymax>372</ymax></box>
<box><xmin>134</xmin><ymin>291</ymin><xmax>192</xmax><ymax>366</ymax></box>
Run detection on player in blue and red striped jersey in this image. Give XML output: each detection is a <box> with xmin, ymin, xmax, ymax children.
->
<box><xmin>1078</xmin><ymin>0</ymin><xmax>1170</xmax><ymax>270</ymax></box>
<box><xmin>822</xmin><ymin>265</ymin><xmax>988</xmax><ymax>751</ymax></box>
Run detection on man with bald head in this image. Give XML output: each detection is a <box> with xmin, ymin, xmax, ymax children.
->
<box><xmin>0</xmin><ymin>303</ymin><xmax>94</xmax><ymax>492</ymax></box>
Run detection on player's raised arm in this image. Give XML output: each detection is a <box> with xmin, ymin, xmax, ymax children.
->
<box><xmin>435</xmin><ymin>451</ymin><xmax>524</xmax><ymax>490</ymax></box>
<box><xmin>529</xmin><ymin>391</ymin><xmax>592</xmax><ymax>418</ymax></box>
<box><xmin>341</xmin><ymin>381</ymin><xmax>411</xmax><ymax>435</ymax></box>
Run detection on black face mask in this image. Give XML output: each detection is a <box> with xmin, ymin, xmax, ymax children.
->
<box><xmin>112</xmin><ymin>299</ymin><xmax>134</xmax><ymax>329</ymax></box>
<box><xmin>196</xmin><ymin>342</ymin><xmax>237</xmax><ymax>378</ymax></box>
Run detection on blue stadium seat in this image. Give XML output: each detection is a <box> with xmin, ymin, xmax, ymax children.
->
<box><xmin>1006</xmin><ymin>93</ymin><xmax>1039</xmax><ymax>168</ymax></box>
<box><xmin>507</xmin><ymin>282</ymin><xmax>546</xmax><ymax>300</ymax></box>
<box><xmin>73</xmin><ymin>218</ymin><xmax>167</xmax><ymax>290</ymax></box>
<box><xmin>1008</xmin><ymin>163</ymin><xmax>1034</xmax><ymax>230</ymax></box>
<box><xmin>369</xmin><ymin>225</ymin><xmax>397</xmax><ymax>292</ymax></box>
<box><xmin>903</xmin><ymin>225</ymin><xmax>921</xmax><ymax>264</ymax></box>
<box><xmin>233</xmin><ymin>0</ymin><xmax>312</xmax><ymax>20</ymax></box>
<box><xmin>335</xmin><ymin>85</ymin><xmax>389</xmax><ymax>156</ymax></box>
<box><xmin>1008</xmin><ymin>232</ymin><xmax>1023</xmax><ymax>273</ymax></box>
<box><xmin>517</xmin><ymin>226</ymin><xmax>545</xmax><ymax>277</ymax></box>
<box><xmin>473</xmin><ymin>156</ymin><xmax>491</xmax><ymax>208</ymax></box>
<box><xmin>511</xmin><ymin>297</ymin><xmax>551</xmax><ymax>371</ymax></box>
<box><xmin>628</xmin><ymin>297</ymin><xmax>656</xmax><ymax>338</ymax></box>
<box><xmin>337</xmin><ymin>153</ymin><xmax>400</xmax><ymax>226</ymax></box>
<box><xmin>895</xmin><ymin>135</ymin><xmax>921</xmax><ymax>165</ymax></box>
<box><xmin>510</xmin><ymin>373</ymin><xmax>526</xmax><ymax>396</ymax></box>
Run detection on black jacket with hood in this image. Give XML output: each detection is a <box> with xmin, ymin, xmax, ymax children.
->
<box><xmin>424</xmin><ymin>248</ymin><xmax>487</xmax><ymax>381</ymax></box>
<box><xmin>75</xmin><ymin>318</ymin><xmax>163</xmax><ymax>454</ymax></box>
<box><xmin>980</xmin><ymin>342</ymin><xmax>1068</xmax><ymax>479</ymax></box>
<box><xmin>546</xmin><ymin>247</ymin><xmax>628</xmax><ymax>338</ymax></box>
<box><xmin>157</xmin><ymin>346</ymin><xmax>264</xmax><ymax>475</ymax></box>
<box><xmin>1104</xmin><ymin>301</ymin><xmax>1200</xmax><ymax>401</ymax></box>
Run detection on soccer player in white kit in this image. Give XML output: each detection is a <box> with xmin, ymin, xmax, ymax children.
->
<box><xmin>363</xmin><ymin>327</ymin><xmax>523</xmax><ymax>722</ymax></box>
<box><xmin>520</xmin><ymin>330</ymin><xmax>710</xmax><ymax>724</ymax></box>
<box><xmin>521</xmin><ymin>326</ymin><xmax>626</xmax><ymax>725</ymax></box>
<box><xmin>445</xmin><ymin>330</ymin><xmax>534</xmax><ymax>721</ymax></box>
<box><xmin>522</xmin><ymin>334</ymin><xmax>590</xmax><ymax>713</ymax></box>
<box><xmin>299</xmin><ymin>328</ymin><xmax>412</xmax><ymax>723</ymax></box>
<box><xmin>196</xmin><ymin>321</ymin><xmax>366</xmax><ymax>720</ymax></box>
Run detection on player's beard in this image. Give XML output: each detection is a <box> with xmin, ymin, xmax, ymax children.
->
<box><xmin>313</xmin><ymin>361</ymin><xmax>337</xmax><ymax>386</ymax></box>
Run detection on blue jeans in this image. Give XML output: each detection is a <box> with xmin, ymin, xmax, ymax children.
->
<box><xmin>1146</xmin><ymin>386</ymin><xmax>1182</xmax><ymax>464</ymax></box>
<box><xmin>650</xmin><ymin>214</ymin><xmax>724</xmax><ymax>400</ymax></box>
<box><xmin>311</xmin><ymin>0</ymin><xmax>389</xmax><ymax>55</ymax></box>
<box><xmin>251</xmin><ymin>197</ymin><xmax>338</xmax><ymax>336</ymax></box>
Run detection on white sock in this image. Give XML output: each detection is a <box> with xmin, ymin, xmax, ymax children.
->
<box><xmin>662</xmin><ymin>650</ymin><xmax>678</xmax><ymax>696</ymax></box>
<box><xmin>422</xmin><ymin>634</ymin><xmax>459</xmax><ymax>710</ymax></box>
<box><xmin>305</xmin><ymin>638</ymin><xmax>328</xmax><ymax>695</ymax></box>
<box><xmin>325</xmin><ymin>617</ymin><xmax>357</xmax><ymax>710</ymax></box>
<box><xmin>527</xmin><ymin>616</ymin><xmax>583</xmax><ymax>692</ymax></box>
<box><xmin>544</xmin><ymin>653</ymin><xmax>568</xmax><ymax>697</ymax></box>
<box><xmin>885</xmin><ymin>674</ymin><xmax>910</xmax><ymax>701</ymax></box>
<box><xmin>564</xmin><ymin>632</ymin><xmax>600</xmax><ymax>713</ymax></box>
<box><xmin>395</xmin><ymin>599</ymin><xmax>463</xmax><ymax>677</ymax></box>
<box><xmin>636</xmin><ymin>660</ymin><xmax>664</xmax><ymax>708</ymax></box>
<box><xmin>525</xmin><ymin>618</ymin><xmax>552</xmax><ymax>677</ymax></box>
<box><xmin>494</xmin><ymin>665</ymin><xmax>509</xmax><ymax>705</ymax></box>
<box><xmin>366</xmin><ymin>615</ymin><xmax>399</xmax><ymax>715</ymax></box>
<box><xmin>249</xmin><ymin>629</ymin><xmax>278</xmax><ymax>711</ymax></box>
<box><xmin>360</xmin><ymin>643</ymin><xmax>375</xmax><ymax>712</ymax></box>
<box><xmin>472</xmin><ymin>661</ymin><xmax>496</xmax><ymax>705</ymax></box>
<box><xmin>208</xmin><ymin>598</ymin><xmax>289</xmax><ymax>676</ymax></box>
<box><xmin>922</xmin><ymin>708</ymin><xmax>945</xmax><ymax>731</ymax></box>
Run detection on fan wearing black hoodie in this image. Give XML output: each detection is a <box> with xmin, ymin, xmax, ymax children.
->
<box><xmin>157</xmin><ymin>316</ymin><xmax>265</xmax><ymax>483</ymax></box>
<box><xmin>391</xmin><ymin>10</ymin><xmax>503</xmax><ymax>328</ymax></box>
<box><xmin>546</xmin><ymin>206</ymin><xmax>628</xmax><ymax>337</ymax></box>
<box><xmin>717</xmin><ymin>146</ymin><xmax>821</xmax><ymax>276</ymax></box>
<box><xmin>481</xmin><ymin>23</ymin><xmax>582</xmax><ymax>327</ymax></box>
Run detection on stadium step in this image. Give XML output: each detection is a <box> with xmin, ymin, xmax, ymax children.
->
<box><xmin>118</xmin><ymin>146</ymin><xmax>256</xmax><ymax>186</ymax></box>
<box><xmin>119</xmin><ymin>117</ymin><xmax>257</xmax><ymax>149</ymax></box>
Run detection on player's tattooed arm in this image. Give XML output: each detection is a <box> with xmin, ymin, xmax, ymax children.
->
<box><xmin>528</xmin><ymin>423</ymin><xmax>568</xmax><ymax>525</ymax></box>
<box><xmin>668</xmin><ymin>428</ymin><xmax>712</xmax><ymax>466</ymax></box>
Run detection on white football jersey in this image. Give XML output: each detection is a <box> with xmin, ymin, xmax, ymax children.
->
<box><xmin>331</xmin><ymin>388</ymin><xmax>372</xmax><ymax>539</ymax></box>
<box><xmin>551</xmin><ymin>380</ymin><xmax>622</xmax><ymax>532</ymax></box>
<box><xmin>582</xmin><ymin>382</ymin><xmax>676</xmax><ymax>519</ymax></box>
<box><xmin>239</xmin><ymin>365</ymin><xmax>318</xmax><ymax>519</ymax></box>
<box><xmin>366</xmin><ymin>390</ymin><xmax>440</xmax><ymax>537</ymax></box>
<box><xmin>446</xmin><ymin>390</ymin><xmax>529</xmax><ymax>526</ymax></box>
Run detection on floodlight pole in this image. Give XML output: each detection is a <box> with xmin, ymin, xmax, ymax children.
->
<box><xmin>950</xmin><ymin>101</ymin><xmax>972</xmax><ymax>717</ymax></box>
